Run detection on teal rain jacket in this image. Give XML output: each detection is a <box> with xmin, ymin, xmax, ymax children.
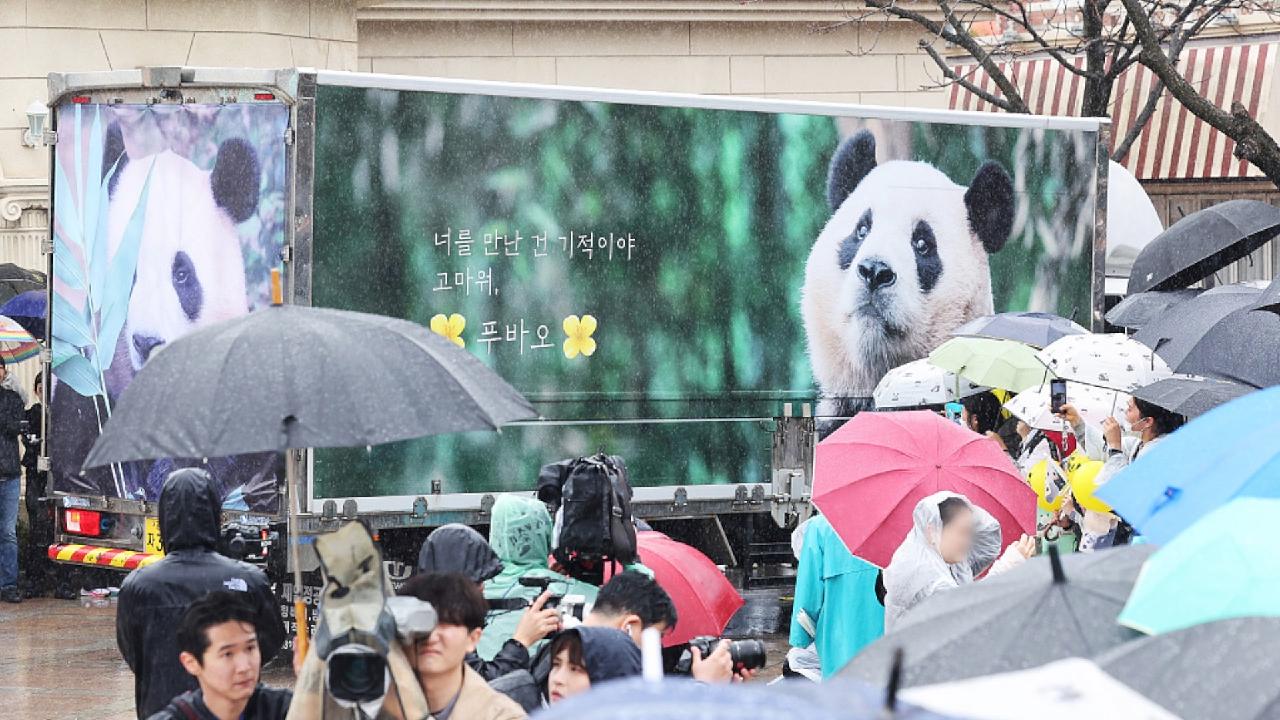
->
<box><xmin>788</xmin><ymin>515</ymin><xmax>885</xmax><ymax>678</ymax></box>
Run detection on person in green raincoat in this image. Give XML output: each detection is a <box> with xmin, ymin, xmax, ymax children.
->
<box><xmin>789</xmin><ymin>514</ymin><xmax>885</xmax><ymax>678</ymax></box>
<box><xmin>478</xmin><ymin>496</ymin><xmax>601</xmax><ymax>661</ymax></box>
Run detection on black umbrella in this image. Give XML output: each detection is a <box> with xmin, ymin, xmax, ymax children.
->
<box><xmin>1106</xmin><ymin>288</ymin><xmax>1202</xmax><ymax>330</ymax></box>
<box><xmin>951</xmin><ymin>311</ymin><xmax>1088</xmax><ymax>349</ymax></box>
<box><xmin>840</xmin><ymin>545</ymin><xmax>1150</xmax><ymax>688</ymax></box>
<box><xmin>0</xmin><ymin>263</ymin><xmax>45</xmax><ymax>306</ymax></box>
<box><xmin>83</xmin><ymin>303</ymin><xmax>536</xmax><ymax>466</ymax></box>
<box><xmin>1128</xmin><ymin>200</ymin><xmax>1280</xmax><ymax>294</ymax></box>
<box><xmin>1133</xmin><ymin>376</ymin><xmax>1253</xmax><ymax>418</ymax></box>
<box><xmin>1175</xmin><ymin>307</ymin><xmax>1280</xmax><ymax>389</ymax></box>
<box><xmin>1133</xmin><ymin>285</ymin><xmax>1261</xmax><ymax>366</ymax></box>
<box><xmin>1097</xmin><ymin>617</ymin><xmax>1280</xmax><ymax>720</ymax></box>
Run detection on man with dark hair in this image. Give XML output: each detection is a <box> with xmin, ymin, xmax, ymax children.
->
<box><xmin>147</xmin><ymin>591</ymin><xmax>291</xmax><ymax>720</ymax></box>
<box><xmin>1060</xmin><ymin>396</ymin><xmax>1185</xmax><ymax>551</ymax></box>
<box><xmin>583</xmin><ymin>571</ymin><xmax>739</xmax><ymax>683</ymax></box>
<box><xmin>416</xmin><ymin>524</ymin><xmax>560</xmax><ymax>682</ymax></box>
<box><xmin>397</xmin><ymin>572</ymin><xmax>526</xmax><ymax>720</ymax></box>
<box><xmin>0</xmin><ymin>356</ymin><xmax>26</xmax><ymax>603</ymax></box>
<box><xmin>118</xmin><ymin>469</ymin><xmax>285</xmax><ymax>718</ymax></box>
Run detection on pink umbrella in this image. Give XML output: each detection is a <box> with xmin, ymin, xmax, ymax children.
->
<box><xmin>609</xmin><ymin>531</ymin><xmax>744</xmax><ymax>647</ymax></box>
<box><xmin>812</xmin><ymin>411</ymin><xmax>1035</xmax><ymax>569</ymax></box>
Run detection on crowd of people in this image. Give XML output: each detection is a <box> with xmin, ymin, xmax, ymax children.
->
<box><xmin>110</xmin><ymin>467</ymin><xmax>747</xmax><ymax>720</ymax></box>
<box><xmin>785</xmin><ymin>389</ymin><xmax>1187</xmax><ymax>680</ymax></box>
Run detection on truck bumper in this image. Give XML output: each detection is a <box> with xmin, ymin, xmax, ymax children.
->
<box><xmin>48</xmin><ymin>543</ymin><xmax>162</xmax><ymax>571</ymax></box>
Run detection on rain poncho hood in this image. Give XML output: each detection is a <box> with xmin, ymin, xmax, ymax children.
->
<box><xmin>882</xmin><ymin>491</ymin><xmax>1002</xmax><ymax>631</ymax></box>
<box><xmin>416</xmin><ymin>523</ymin><xmax>503</xmax><ymax>583</ymax></box>
<box><xmin>490</xmin><ymin>495</ymin><xmax>554</xmax><ymax>581</ymax></box>
<box><xmin>158</xmin><ymin>468</ymin><xmax>221</xmax><ymax>552</ymax></box>
<box><xmin>570</xmin><ymin>626</ymin><xmax>643</xmax><ymax>685</ymax></box>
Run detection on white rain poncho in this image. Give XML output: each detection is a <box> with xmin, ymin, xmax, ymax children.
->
<box><xmin>882</xmin><ymin>491</ymin><xmax>1006</xmax><ymax>632</ymax></box>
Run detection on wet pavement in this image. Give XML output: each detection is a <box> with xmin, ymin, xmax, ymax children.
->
<box><xmin>0</xmin><ymin>596</ymin><xmax>791</xmax><ymax>719</ymax></box>
<box><xmin>0</xmin><ymin>598</ymin><xmax>291</xmax><ymax>720</ymax></box>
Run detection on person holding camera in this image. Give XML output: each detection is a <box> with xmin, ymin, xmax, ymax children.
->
<box><xmin>416</xmin><ymin>523</ymin><xmax>563</xmax><ymax>682</ymax></box>
<box><xmin>118</xmin><ymin>468</ymin><xmax>285</xmax><ymax>719</ymax></box>
<box><xmin>0</xmin><ymin>356</ymin><xmax>27</xmax><ymax>604</ymax></box>
<box><xmin>396</xmin><ymin>572</ymin><xmax>527</xmax><ymax>720</ymax></box>
<box><xmin>1057</xmin><ymin>398</ymin><xmax>1184</xmax><ymax>551</ymax></box>
<box><xmin>147</xmin><ymin>591</ymin><xmax>292</xmax><ymax>720</ymax></box>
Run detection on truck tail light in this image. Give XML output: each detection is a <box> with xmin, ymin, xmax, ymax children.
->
<box><xmin>64</xmin><ymin>509</ymin><xmax>102</xmax><ymax>537</ymax></box>
<box><xmin>253</xmin><ymin>92</ymin><xmax>275</xmax><ymax>101</ymax></box>
<box><xmin>71</xmin><ymin>95</ymin><xmax>91</xmax><ymax>104</ymax></box>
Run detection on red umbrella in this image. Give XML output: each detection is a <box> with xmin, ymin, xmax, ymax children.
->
<box><xmin>614</xmin><ymin>531</ymin><xmax>744</xmax><ymax>647</ymax></box>
<box><xmin>812</xmin><ymin>411</ymin><xmax>1035</xmax><ymax>569</ymax></box>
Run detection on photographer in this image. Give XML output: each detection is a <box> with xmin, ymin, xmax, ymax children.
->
<box><xmin>397</xmin><ymin>572</ymin><xmax>526</xmax><ymax>720</ymax></box>
<box><xmin>0</xmin><ymin>356</ymin><xmax>25</xmax><ymax>604</ymax></box>
<box><xmin>579</xmin><ymin>571</ymin><xmax>747</xmax><ymax>683</ymax></box>
<box><xmin>148</xmin><ymin>591</ymin><xmax>291</xmax><ymax>720</ymax></box>
<box><xmin>1058</xmin><ymin>398</ymin><xmax>1184</xmax><ymax>551</ymax></box>
<box><xmin>416</xmin><ymin>524</ymin><xmax>561</xmax><ymax>681</ymax></box>
<box><xmin>118</xmin><ymin>469</ymin><xmax>284</xmax><ymax>718</ymax></box>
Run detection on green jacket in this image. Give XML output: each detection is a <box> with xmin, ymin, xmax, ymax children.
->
<box><xmin>478</xmin><ymin>495</ymin><xmax>600</xmax><ymax>660</ymax></box>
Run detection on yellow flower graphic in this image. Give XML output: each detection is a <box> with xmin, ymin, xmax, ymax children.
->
<box><xmin>430</xmin><ymin>313</ymin><xmax>466</xmax><ymax>348</ymax></box>
<box><xmin>562</xmin><ymin>314</ymin><xmax>597</xmax><ymax>359</ymax></box>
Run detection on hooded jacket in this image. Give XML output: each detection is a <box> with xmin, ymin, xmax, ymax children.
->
<box><xmin>882</xmin><ymin>491</ymin><xmax>1025</xmax><ymax>632</ymax></box>
<box><xmin>117</xmin><ymin>469</ymin><xmax>285</xmax><ymax>719</ymax></box>
<box><xmin>479</xmin><ymin>497</ymin><xmax>599</xmax><ymax>660</ymax></box>
<box><xmin>416</xmin><ymin>524</ymin><xmax>504</xmax><ymax>582</ymax></box>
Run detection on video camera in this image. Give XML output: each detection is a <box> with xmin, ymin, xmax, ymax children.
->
<box><xmin>672</xmin><ymin>636</ymin><xmax>768</xmax><ymax>675</ymax></box>
<box><xmin>517</xmin><ymin>576</ymin><xmax>588</xmax><ymax>627</ymax></box>
<box><xmin>324</xmin><ymin>596</ymin><xmax>438</xmax><ymax>710</ymax></box>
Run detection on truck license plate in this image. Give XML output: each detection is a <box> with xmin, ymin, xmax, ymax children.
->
<box><xmin>144</xmin><ymin>517</ymin><xmax>164</xmax><ymax>554</ymax></box>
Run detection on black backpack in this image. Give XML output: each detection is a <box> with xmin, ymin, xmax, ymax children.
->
<box><xmin>541</xmin><ymin>454</ymin><xmax>637</xmax><ymax>577</ymax></box>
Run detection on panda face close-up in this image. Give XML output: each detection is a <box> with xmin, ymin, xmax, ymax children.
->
<box><xmin>802</xmin><ymin>130</ymin><xmax>1015</xmax><ymax>404</ymax></box>
<box><xmin>102</xmin><ymin>124</ymin><xmax>261</xmax><ymax>370</ymax></box>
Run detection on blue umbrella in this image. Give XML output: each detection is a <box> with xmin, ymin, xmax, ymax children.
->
<box><xmin>532</xmin><ymin>677</ymin><xmax>956</xmax><ymax>720</ymax></box>
<box><xmin>1096</xmin><ymin>385</ymin><xmax>1280</xmax><ymax>545</ymax></box>
<box><xmin>0</xmin><ymin>289</ymin><xmax>46</xmax><ymax>340</ymax></box>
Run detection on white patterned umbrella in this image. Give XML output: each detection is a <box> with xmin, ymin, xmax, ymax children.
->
<box><xmin>1037</xmin><ymin>334</ymin><xmax>1171</xmax><ymax>392</ymax></box>
<box><xmin>1005</xmin><ymin>381</ymin><xmax>1132</xmax><ymax>431</ymax></box>
<box><xmin>873</xmin><ymin>358</ymin><xmax>988</xmax><ymax>409</ymax></box>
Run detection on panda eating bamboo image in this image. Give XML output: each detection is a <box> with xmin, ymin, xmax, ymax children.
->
<box><xmin>802</xmin><ymin>130</ymin><xmax>1015</xmax><ymax>429</ymax></box>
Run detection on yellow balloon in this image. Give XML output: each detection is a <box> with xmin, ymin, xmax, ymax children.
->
<box><xmin>1066</xmin><ymin>453</ymin><xmax>1113</xmax><ymax>513</ymax></box>
<box><xmin>1027</xmin><ymin>459</ymin><xmax>1064</xmax><ymax>512</ymax></box>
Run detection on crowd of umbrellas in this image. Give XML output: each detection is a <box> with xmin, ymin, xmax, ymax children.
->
<box><xmin>19</xmin><ymin>198</ymin><xmax>1280</xmax><ymax>718</ymax></box>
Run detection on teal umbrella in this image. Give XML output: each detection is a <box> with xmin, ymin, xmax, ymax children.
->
<box><xmin>1118</xmin><ymin>497</ymin><xmax>1280</xmax><ymax>635</ymax></box>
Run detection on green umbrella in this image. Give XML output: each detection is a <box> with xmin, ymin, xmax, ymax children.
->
<box><xmin>1118</xmin><ymin>497</ymin><xmax>1280</xmax><ymax>635</ymax></box>
<box><xmin>928</xmin><ymin>337</ymin><xmax>1052</xmax><ymax>393</ymax></box>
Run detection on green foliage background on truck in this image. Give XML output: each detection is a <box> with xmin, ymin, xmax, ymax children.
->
<box><xmin>310</xmin><ymin>84</ymin><xmax>1097</xmax><ymax>497</ymax></box>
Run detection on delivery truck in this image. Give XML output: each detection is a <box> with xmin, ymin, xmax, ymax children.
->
<box><xmin>41</xmin><ymin>67</ymin><xmax>1107</xmax><ymax>611</ymax></box>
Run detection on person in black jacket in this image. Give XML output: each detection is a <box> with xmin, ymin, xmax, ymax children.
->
<box><xmin>117</xmin><ymin>468</ymin><xmax>285</xmax><ymax>719</ymax></box>
<box><xmin>416</xmin><ymin>524</ymin><xmax>560</xmax><ymax>681</ymax></box>
<box><xmin>147</xmin><ymin>590</ymin><xmax>292</xmax><ymax>720</ymax></box>
<box><xmin>20</xmin><ymin>372</ymin><xmax>55</xmax><ymax>597</ymax></box>
<box><xmin>0</xmin><ymin>356</ymin><xmax>27</xmax><ymax>603</ymax></box>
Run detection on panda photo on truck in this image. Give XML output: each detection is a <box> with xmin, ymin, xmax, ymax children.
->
<box><xmin>801</xmin><ymin>129</ymin><xmax>1015</xmax><ymax>426</ymax></box>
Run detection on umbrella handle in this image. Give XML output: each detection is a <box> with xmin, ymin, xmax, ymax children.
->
<box><xmin>295</xmin><ymin>597</ymin><xmax>309</xmax><ymax>660</ymax></box>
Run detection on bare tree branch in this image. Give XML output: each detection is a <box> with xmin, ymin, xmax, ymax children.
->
<box><xmin>917</xmin><ymin>41</ymin><xmax>1019</xmax><ymax>110</ymax></box>
<box><xmin>1120</xmin><ymin>0</ymin><xmax>1280</xmax><ymax>184</ymax></box>
<box><xmin>1114</xmin><ymin>79</ymin><xmax>1165</xmax><ymax>161</ymax></box>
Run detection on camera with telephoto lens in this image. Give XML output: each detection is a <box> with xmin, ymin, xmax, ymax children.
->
<box><xmin>673</xmin><ymin>636</ymin><xmax>768</xmax><ymax>674</ymax></box>
<box><xmin>324</xmin><ymin>596</ymin><xmax>437</xmax><ymax>712</ymax></box>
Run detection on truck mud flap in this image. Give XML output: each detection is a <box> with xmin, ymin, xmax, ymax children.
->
<box><xmin>47</xmin><ymin>543</ymin><xmax>162</xmax><ymax>571</ymax></box>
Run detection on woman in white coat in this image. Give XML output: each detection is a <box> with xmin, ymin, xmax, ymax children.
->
<box><xmin>882</xmin><ymin>491</ymin><xmax>1035</xmax><ymax>632</ymax></box>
